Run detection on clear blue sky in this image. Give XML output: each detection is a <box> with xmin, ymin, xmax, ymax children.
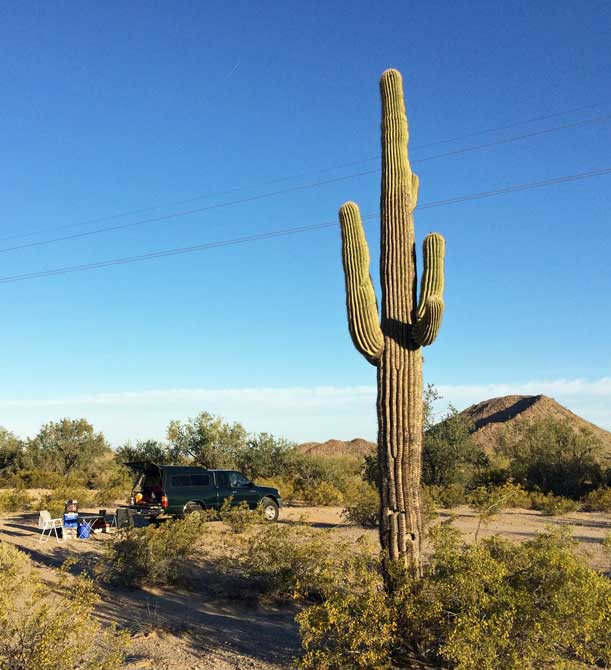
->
<box><xmin>1</xmin><ymin>1</ymin><xmax>610</xmax><ymax>444</ymax></box>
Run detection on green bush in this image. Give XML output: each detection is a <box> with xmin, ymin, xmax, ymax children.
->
<box><xmin>103</xmin><ymin>515</ymin><xmax>206</xmax><ymax>586</ymax></box>
<box><xmin>0</xmin><ymin>542</ymin><xmax>127</xmax><ymax>670</ymax></box>
<box><xmin>529</xmin><ymin>491</ymin><xmax>579</xmax><ymax>516</ymax></box>
<box><xmin>0</xmin><ymin>488</ymin><xmax>33</xmax><ymax>513</ymax></box>
<box><xmin>297</xmin><ymin>527</ymin><xmax>611</xmax><ymax>670</ymax></box>
<box><xmin>218</xmin><ymin>497</ymin><xmax>263</xmax><ymax>533</ymax></box>
<box><xmin>426</xmin><ymin>483</ymin><xmax>466</xmax><ymax>508</ymax></box>
<box><xmin>238</xmin><ymin>522</ymin><xmax>376</xmax><ymax>602</ymax></box>
<box><xmin>581</xmin><ymin>487</ymin><xmax>611</xmax><ymax>512</ymax></box>
<box><xmin>343</xmin><ymin>483</ymin><xmax>379</xmax><ymax>527</ymax></box>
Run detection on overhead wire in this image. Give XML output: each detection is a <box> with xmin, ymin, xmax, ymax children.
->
<box><xmin>1</xmin><ymin>112</ymin><xmax>610</xmax><ymax>256</ymax></box>
<box><xmin>1</xmin><ymin>165</ymin><xmax>609</xmax><ymax>285</ymax></box>
<box><xmin>2</xmin><ymin>100</ymin><xmax>610</xmax><ymax>245</ymax></box>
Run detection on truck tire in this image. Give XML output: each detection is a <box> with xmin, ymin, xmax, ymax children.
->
<box><xmin>184</xmin><ymin>501</ymin><xmax>205</xmax><ymax>517</ymax></box>
<box><xmin>261</xmin><ymin>497</ymin><xmax>279</xmax><ymax>522</ymax></box>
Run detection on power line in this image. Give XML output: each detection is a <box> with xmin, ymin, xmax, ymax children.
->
<box><xmin>2</xmin><ymin>101</ymin><xmax>610</xmax><ymax>245</ymax></box>
<box><xmin>1</xmin><ymin>112</ymin><xmax>610</xmax><ymax>256</ymax></box>
<box><xmin>1</xmin><ymin>166</ymin><xmax>609</xmax><ymax>286</ymax></box>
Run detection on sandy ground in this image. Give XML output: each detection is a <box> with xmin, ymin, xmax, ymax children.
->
<box><xmin>1</xmin><ymin>504</ymin><xmax>609</xmax><ymax>669</ymax></box>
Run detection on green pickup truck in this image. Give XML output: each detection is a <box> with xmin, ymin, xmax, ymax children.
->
<box><xmin>126</xmin><ymin>461</ymin><xmax>281</xmax><ymax>521</ymax></box>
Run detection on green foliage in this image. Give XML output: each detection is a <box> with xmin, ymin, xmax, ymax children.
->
<box><xmin>297</xmin><ymin>562</ymin><xmax>394</xmax><ymax>670</ymax></box>
<box><xmin>218</xmin><ymin>496</ymin><xmax>262</xmax><ymax>533</ymax></box>
<box><xmin>297</xmin><ymin>526</ymin><xmax>611</xmax><ymax>670</ymax></box>
<box><xmin>115</xmin><ymin>439</ymin><xmax>172</xmax><ymax>464</ymax></box>
<box><xmin>0</xmin><ymin>487</ymin><xmax>33</xmax><ymax>513</ymax></box>
<box><xmin>423</xmin><ymin>405</ymin><xmax>483</xmax><ymax>487</ymax></box>
<box><xmin>0</xmin><ymin>542</ymin><xmax>127</xmax><ymax>670</ymax></box>
<box><xmin>343</xmin><ymin>482</ymin><xmax>379</xmax><ymax>527</ymax></box>
<box><xmin>167</xmin><ymin>411</ymin><xmax>247</xmax><ymax>468</ymax></box>
<box><xmin>233</xmin><ymin>432</ymin><xmax>297</xmax><ymax>480</ymax></box>
<box><xmin>581</xmin><ymin>486</ymin><xmax>611</xmax><ymax>512</ymax></box>
<box><xmin>238</xmin><ymin>522</ymin><xmax>376</xmax><ymax>602</ymax></box>
<box><xmin>103</xmin><ymin>515</ymin><xmax>206</xmax><ymax>586</ymax></box>
<box><xmin>502</xmin><ymin>418</ymin><xmax>605</xmax><ymax>498</ymax></box>
<box><xmin>0</xmin><ymin>427</ymin><xmax>23</xmax><ymax>478</ymax></box>
<box><xmin>529</xmin><ymin>491</ymin><xmax>580</xmax><ymax>516</ymax></box>
<box><xmin>25</xmin><ymin>418</ymin><xmax>110</xmax><ymax>477</ymax></box>
<box><xmin>426</xmin><ymin>483</ymin><xmax>467</xmax><ymax>508</ymax></box>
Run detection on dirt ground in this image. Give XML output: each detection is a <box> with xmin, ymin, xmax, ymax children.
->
<box><xmin>1</xmin><ymin>504</ymin><xmax>609</xmax><ymax>669</ymax></box>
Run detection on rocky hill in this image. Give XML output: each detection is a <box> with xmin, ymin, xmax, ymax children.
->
<box><xmin>297</xmin><ymin>395</ymin><xmax>611</xmax><ymax>460</ymax></box>
<box><xmin>459</xmin><ymin>394</ymin><xmax>611</xmax><ymax>458</ymax></box>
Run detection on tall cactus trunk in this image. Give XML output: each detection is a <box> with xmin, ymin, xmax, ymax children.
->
<box><xmin>339</xmin><ymin>69</ymin><xmax>446</xmax><ymax>578</ymax></box>
<box><xmin>377</xmin><ymin>346</ymin><xmax>424</xmax><ymax>573</ymax></box>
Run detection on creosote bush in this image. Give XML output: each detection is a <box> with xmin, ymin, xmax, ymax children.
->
<box><xmin>343</xmin><ymin>482</ymin><xmax>379</xmax><ymax>527</ymax></box>
<box><xmin>581</xmin><ymin>487</ymin><xmax>611</xmax><ymax>512</ymax></box>
<box><xmin>0</xmin><ymin>488</ymin><xmax>33</xmax><ymax>513</ymax></box>
<box><xmin>0</xmin><ymin>541</ymin><xmax>127</xmax><ymax>670</ymax></box>
<box><xmin>218</xmin><ymin>497</ymin><xmax>263</xmax><ymax>533</ymax></box>
<box><xmin>238</xmin><ymin>522</ymin><xmax>377</xmax><ymax>602</ymax></box>
<box><xmin>296</xmin><ymin>526</ymin><xmax>611</xmax><ymax>670</ymax></box>
<box><xmin>529</xmin><ymin>490</ymin><xmax>580</xmax><ymax>516</ymax></box>
<box><xmin>103</xmin><ymin>514</ymin><xmax>206</xmax><ymax>586</ymax></box>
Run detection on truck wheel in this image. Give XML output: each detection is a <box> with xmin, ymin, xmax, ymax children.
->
<box><xmin>261</xmin><ymin>498</ymin><xmax>279</xmax><ymax>522</ymax></box>
<box><xmin>184</xmin><ymin>501</ymin><xmax>205</xmax><ymax>517</ymax></box>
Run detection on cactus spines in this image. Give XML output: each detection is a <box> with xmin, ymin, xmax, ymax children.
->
<box><xmin>339</xmin><ymin>68</ymin><xmax>446</xmax><ymax>576</ymax></box>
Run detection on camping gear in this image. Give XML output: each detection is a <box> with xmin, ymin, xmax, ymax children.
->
<box><xmin>77</xmin><ymin>522</ymin><xmax>91</xmax><ymax>539</ymax></box>
<box><xmin>39</xmin><ymin>511</ymin><xmax>64</xmax><ymax>543</ymax></box>
<box><xmin>63</xmin><ymin>512</ymin><xmax>78</xmax><ymax>529</ymax></box>
<box><xmin>65</xmin><ymin>499</ymin><xmax>78</xmax><ymax>513</ymax></box>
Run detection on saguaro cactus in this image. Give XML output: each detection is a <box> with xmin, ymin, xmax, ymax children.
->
<box><xmin>339</xmin><ymin>69</ymin><xmax>445</xmax><ymax>575</ymax></box>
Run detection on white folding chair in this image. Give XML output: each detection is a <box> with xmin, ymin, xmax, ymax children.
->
<box><xmin>38</xmin><ymin>510</ymin><xmax>64</xmax><ymax>543</ymax></box>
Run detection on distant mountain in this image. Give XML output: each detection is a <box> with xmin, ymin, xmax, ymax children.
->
<box><xmin>296</xmin><ymin>438</ymin><xmax>375</xmax><ymax>459</ymax></box>
<box><xmin>459</xmin><ymin>394</ymin><xmax>611</xmax><ymax>458</ymax></box>
<box><xmin>297</xmin><ymin>395</ymin><xmax>611</xmax><ymax>461</ymax></box>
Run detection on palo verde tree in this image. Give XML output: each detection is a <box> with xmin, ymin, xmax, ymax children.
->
<box><xmin>339</xmin><ymin>69</ymin><xmax>445</xmax><ymax>576</ymax></box>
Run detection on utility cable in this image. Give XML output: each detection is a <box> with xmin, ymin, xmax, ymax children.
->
<box><xmin>2</xmin><ymin>102</ymin><xmax>610</xmax><ymax>245</ymax></box>
<box><xmin>1</xmin><ymin>112</ymin><xmax>610</xmax><ymax>256</ymax></box>
<box><xmin>1</xmin><ymin>166</ymin><xmax>609</xmax><ymax>285</ymax></box>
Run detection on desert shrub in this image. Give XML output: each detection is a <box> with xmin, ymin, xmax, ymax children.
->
<box><xmin>218</xmin><ymin>497</ymin><xmax>262</xmax><ymax>533</ymax></box>
<box><xmin>103</xmin><ymin>514</ymin><xmax>205</xmax><ymax>586</ymax></box>
<box><xmin>581</xmin><ymin>487</ymin><xmax>611</xmax><ymax>512</ymax></box>
<box><xmin>529</xmin><ymin>491</ymin><xmax>579</xmax><ymax>516</ymax></box>
<box><xmin>238</xmin><ymin>522</ymin><xmax>376</xmax><ymax>602</ymax></box>
<box><xmin>0</xmin><ymin>488</ymin><xmax>33</xmax><ymax>513</ymax></box>
<box><xmin>343</xmin><ymin>482</ymin><xmax>379</xmax><ymax>527</ymax></box>
<box><xmin>257</xmin><ymin>476</ymin><xmax>297</xmax><ymax>502</ymax></box>
<box><xmin>38</xmin><ymin>486</ymin><xmax>96</xmax><ymax>517</ymax></box>
<box><xmin>304</xmin><ymin>480</ymin><xmax>345</xmax><ymax>506</ymax></box>
<box><xmin>298</xmin><ymin>526</ymin><xmax>611</xmax><ymax>670</ymax></box>
<box><xmin>0</xmin><ymin>543</ymin><xmax>127</xmax><ymax>670</ymax></box>
<box><xmin>426</xmin><ymin>483</ymin><xmax>466</xmax><ymax>508</ymax></box>
<box><xmin>502</xmin><ymin>418</ymin><xmax>605</xmax><ymax>498</ymax></box>
<box><xmin>297</xmin><ymin>557</ymin><xmax>394</xmax><ymax>670</ymax></box>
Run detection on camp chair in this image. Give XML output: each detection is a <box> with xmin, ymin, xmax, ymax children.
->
<box><xmin>38</xmin><ymin>510</ymin><xmax>64</xmax><ymax>543</ymax></box>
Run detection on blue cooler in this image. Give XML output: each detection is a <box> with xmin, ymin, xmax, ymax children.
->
<box><xmin>63</xmin><ymin>512</ymin><xmax>78</xmax><ymax>529</ymax></box>
<box><xmin>77</xmin><ymin>522</ymin><xmax>90</xmax><ymax>539</ymax></box>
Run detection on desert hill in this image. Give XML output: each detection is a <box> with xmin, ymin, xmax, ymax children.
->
<box><xmin>459</xmin><ymin>394</ymin><xmax>611</xmax><ymax>458</ymax></box>
<box><xmin>296</xmin><ymin>437</ymin><xmax>375</xmax><ymax>459</ymax></box>
<box><xmin>297</xmin><ymin>395</ymin><xmax>611</xmax><ymax>460</ymax></box>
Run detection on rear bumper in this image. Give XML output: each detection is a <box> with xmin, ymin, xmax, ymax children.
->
<box><xmin>129</xmin><ymin>504</ymin><xmax>163</xmax><ymax>518</ymax></box>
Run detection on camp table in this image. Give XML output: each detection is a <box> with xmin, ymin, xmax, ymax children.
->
<box><xmin>77</xmin><ymin>514</ymin><xmax>102</xmax><ymax>539</ymax></box>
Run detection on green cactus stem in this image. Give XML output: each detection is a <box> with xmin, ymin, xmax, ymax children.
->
<box><xmin>339</xmin><ymin>68</ymin><xmax>446</xmax><ymax>576</ymax></box>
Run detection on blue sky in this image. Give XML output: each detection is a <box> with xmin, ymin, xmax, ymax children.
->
<box><xmin>0</xmin><ymin>1</ymin><xmax>610</xmax><ymax>444</ymax></box>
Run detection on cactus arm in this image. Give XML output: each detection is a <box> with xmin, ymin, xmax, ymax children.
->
<box><xmin>339</xmin><ymin>201</ymin><xmax>384</xmax><ymax>365</ymax></box>
<box><xmin>413</xmin><ymin>232</ymin><xmax>445</xmax><ymax>346</ymax></box>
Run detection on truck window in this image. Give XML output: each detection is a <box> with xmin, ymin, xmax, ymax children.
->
<box><xmin>171</xmin><ymin>475</ymin><xmax>191</xmax><ymax>487</ymax></box>
<box><xmin>215</xmin><ymin>472</ymin><xmax>229</xmax><ymax>487</ymax></box>
<box><xmin>229</xmin><ymin>472</ymin><xmax>249</xmax><ymax>487</ymax></box>
<box><xmin>191</xmin><ymin>474</ymin><xmax>211</xmax><ymax>487</ymax></box>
